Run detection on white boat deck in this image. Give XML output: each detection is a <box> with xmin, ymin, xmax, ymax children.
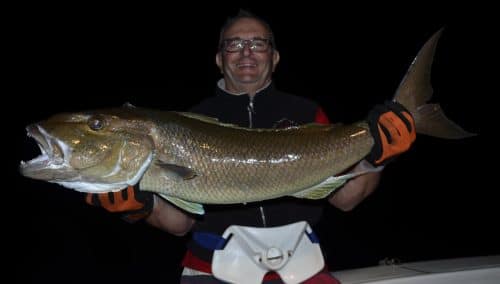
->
<box><xmin>332</xmin><ymin>255</ymin><xmax>500</xmax><ymax>284</ymax></box>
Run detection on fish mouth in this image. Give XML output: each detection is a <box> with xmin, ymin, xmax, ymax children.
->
<box><xmin>19</xmin><ymin>124</ymin><xmax>71</xmax><ymax>179</ymax></box>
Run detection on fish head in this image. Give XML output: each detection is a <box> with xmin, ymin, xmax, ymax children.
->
<box><xmin>19</xmin><ymin>109</ymin><xmax>155</xmax><ymax>193</ymax></box>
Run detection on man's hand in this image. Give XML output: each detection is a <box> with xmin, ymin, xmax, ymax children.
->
<box><xmin>366</xmin><ymin>101</ymin><xmax>416</xmax><ymax>165</ymax></box>
<box><xmin>85</xmin><ymin>185</ymin><xmax>154</xmax><ymax>223</ymax></box>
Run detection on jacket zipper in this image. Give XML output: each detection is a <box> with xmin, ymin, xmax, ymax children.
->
<box><xmin>247</xmin><ymin>96</ymin><xmax>267</xmax><ymax>227</ymax></box>
<box><xmin>247</xmin><ymin>96</ymin><xmax>255</xmax><ymax>129</ymax></box>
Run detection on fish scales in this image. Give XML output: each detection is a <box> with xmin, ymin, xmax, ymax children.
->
<box><xmin>140</xmin><ymin>115</ymin><xmax>374</xmax><ymax>203</ymax></box>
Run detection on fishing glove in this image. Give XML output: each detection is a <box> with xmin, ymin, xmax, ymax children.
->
<box><xmin>85</xmin><ymin>185</ymin><xmax>154</xmax><ymax>223</ymax></box>
<box><xmin>366</xmin><ymin>101</ymin><xmax>416</xmax><ymax>165</ymax></box>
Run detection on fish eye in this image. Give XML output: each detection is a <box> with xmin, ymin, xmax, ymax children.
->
<box><xmin>88</xmin><ymin>115</ymin><xmax>106</xmax><ymax>131</ymax></box>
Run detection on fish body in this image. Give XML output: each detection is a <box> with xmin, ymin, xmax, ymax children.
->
<box><xmin>19</xmin><ymin>30</ymin><xmax>474</xmax><ymax>214</ymax></box>
<box><xmin>139</xmin><ymin>114</ymin><xmax>374</xmax><ymax>204</ymax></box>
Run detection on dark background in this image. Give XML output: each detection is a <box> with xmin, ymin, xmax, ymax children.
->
<box><xmin>10</xmin><ymin>4</ymin><xmax>493</xmax><ymax>284</ymax></box>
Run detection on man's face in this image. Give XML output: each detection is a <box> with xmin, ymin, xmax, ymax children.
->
<box><xmin>216</xmin><ymin>18</ymin><xmax>280</xmax><ymax>93</ymax></box>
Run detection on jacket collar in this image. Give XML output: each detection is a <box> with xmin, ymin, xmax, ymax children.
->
<box><xmin>216</xmin><ymin>79</ymin><xmax>273</xmax><ymax>98</ymax></box>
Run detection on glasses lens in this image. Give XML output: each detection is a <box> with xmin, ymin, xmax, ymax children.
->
<box><xmin>250</xmin><ymin>39</ymin><xmax>268</xmax><ymax>51</ymax></box>
<box><xmin>224</xmin><ymin>39</ymin><xmax>242</xmax><ymax>52</ymax></box>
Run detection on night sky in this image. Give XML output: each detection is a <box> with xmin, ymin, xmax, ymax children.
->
<box><xmin>11</xmin><ymin>5</ymin><xmax>493</xmax><ymax>284</ymax></box>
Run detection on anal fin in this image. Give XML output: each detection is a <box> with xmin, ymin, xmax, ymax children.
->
<box><xmin>292</xmin><ymin>163</ymin><xmax>383</xmax><ymax>199</ymax></box>
<box><xmin>292</xmin><ymin>176</ymin><xmax>350</xmax><ymax>199</ymax></box>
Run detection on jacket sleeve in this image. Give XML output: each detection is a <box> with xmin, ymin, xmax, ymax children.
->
<box><xmin>314</xmin><ymin>106</ymin><xmax>330</xmax><ymax>125</ymax></box>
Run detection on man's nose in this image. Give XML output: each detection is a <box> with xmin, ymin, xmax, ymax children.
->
<box><xmin>241</xmin><ymin>44</ymin><xmax>253</xmax><ymax>55</ymax></box>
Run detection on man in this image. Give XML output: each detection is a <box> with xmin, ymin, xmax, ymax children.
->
<box><xmin>87</xmin><ymin>10</ymin><xmax>415</xmax><ymax>283</ymax></box>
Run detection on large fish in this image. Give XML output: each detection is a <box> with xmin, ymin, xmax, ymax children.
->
<box><xmin>19</xmin><ymin>30</ymin><xmax>474</xmax><ymax>214</ymax></box>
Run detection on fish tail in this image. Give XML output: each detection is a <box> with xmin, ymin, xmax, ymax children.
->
<box><xmin>393</xmin><ymin>28</ymin><xmax>475</xmax><ymax>139</ymax></box>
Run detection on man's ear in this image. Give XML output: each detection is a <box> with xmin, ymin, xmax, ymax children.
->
<box><xmin>216</xmin><ymin>52</ymin><xmax>223</xmax><ymax>74</ymax></box>
<box><xmin>272</xmin><ymin>50</ymin><xmax>280</xmax><ymax>72</ymax></box>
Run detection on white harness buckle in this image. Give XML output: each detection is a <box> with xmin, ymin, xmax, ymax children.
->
<box><xmin>212</xmin><ymin>221</ymin><xmax>324</xmax><ymax>284</ymax></box>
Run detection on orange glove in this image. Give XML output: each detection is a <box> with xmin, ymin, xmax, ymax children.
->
<box><xmin>85</xmin><ymin>185</ymin><xmax>154</xmax><ymax>223</ymax></box>
<box><xmin>366</xmin><ymin>101</ymin><xmax>416</xmax><ymax>165</ymax></box>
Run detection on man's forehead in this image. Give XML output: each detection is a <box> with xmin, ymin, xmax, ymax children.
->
<box><xmin>224</xmin><ymin>18</ymin><xmax>269</xmax><ymax>38</ymax></box>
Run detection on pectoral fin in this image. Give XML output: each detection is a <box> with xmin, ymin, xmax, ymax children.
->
<box><xmin>156</xmin><ymin>162</ymin><xmax>197</xmax><ymax>180</ymax></box>
<box><xmin>158</xmin><ymin>193</ymin><xmax>205</xmax><ymax>215</ymax></box>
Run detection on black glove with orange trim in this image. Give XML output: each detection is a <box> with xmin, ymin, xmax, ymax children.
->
<box><xmin>366</xmin><ymin>101</ymin><xmax>416</xmax><ymax>165</ymax></box>
<box><xmin>85</xmin><ymin>185</ymin><xmax>154</xmax><ymax>223</ymax></box>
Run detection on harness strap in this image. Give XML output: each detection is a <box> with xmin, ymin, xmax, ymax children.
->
<box><xmin>192</xmin><ymin>231</ymin><xmax>227</xmax><ymax>250</ymax></box>
<box><xmin>192</xmin><ymin>230</ymin><xmax>320</xmax><ymax>251</ymax></box>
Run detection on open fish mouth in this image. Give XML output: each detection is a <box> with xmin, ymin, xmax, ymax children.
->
<box><xmin>19</xmin><ymin>124</ymin><xmax>68</xmax><ymax>175</ymax></box>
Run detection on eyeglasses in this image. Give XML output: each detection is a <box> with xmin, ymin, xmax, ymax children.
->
<box><xmin>221</xmin><ymin>38</ymin><xmax>272</xmax><ymax>53</ymax></box>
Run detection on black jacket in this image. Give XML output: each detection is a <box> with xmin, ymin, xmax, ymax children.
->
<box><xmin>186</xmin><ymin>83</ymin><xmax>329</xmax><ymax>261</ymax></box>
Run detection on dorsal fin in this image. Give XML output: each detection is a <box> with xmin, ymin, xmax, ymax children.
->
<box><xmin>122</xmin><ymin>102</ymin><xmax>136</xmax><ymax>108</ymax></box>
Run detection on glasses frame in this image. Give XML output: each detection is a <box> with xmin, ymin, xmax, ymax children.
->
<box><xmin>221</xmin><ymin>37</ymin><xmax>272</xmax><ymax>53</ymax></box>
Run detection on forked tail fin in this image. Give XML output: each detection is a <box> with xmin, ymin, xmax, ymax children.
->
<box><xmin>393</xmin><ymin>28</ymin><xmax>476</xmax><ymax>139</ymax></box>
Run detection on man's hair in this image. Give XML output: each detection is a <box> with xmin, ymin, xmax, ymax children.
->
<box><xmin>218</xmin><ymin>9</ymin><xmax>276</xmax><ymax>51</ymax></box>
